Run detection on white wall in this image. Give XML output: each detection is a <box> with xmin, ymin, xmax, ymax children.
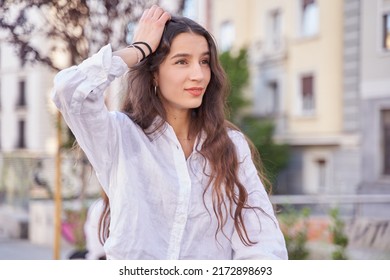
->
<box><xmin>0</xmin><ymin>42</ymin><xmax>56</xmax><ymax>154</ymax></box>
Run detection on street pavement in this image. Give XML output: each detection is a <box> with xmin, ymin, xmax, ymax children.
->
<box><xmin>0</xmin><ymin>237</ymin><xmax>74</xmax><ymax>260</ymax></box>
<box><xmin>1</xmin><ymin>237</ymin><xmax>389</xmax><ymax>260</ymax></box>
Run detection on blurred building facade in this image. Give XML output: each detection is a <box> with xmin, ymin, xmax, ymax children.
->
<box><xmin>210</xmin><ymin>0</ymin><xmax>354</xmax><ymax>197</ymax></box>
<box><xmin>0</xmin><ymin>41</ymin><xmax>58</xmax><ymax>208</ymax></box>
<box><xmin>0</xmin><ymin>40</ymin><xmax>57</xmax><ymax>240</ymax></box>
<box><xmin>0</xmin><ymin>39</ymin><xmax>100</xmax><ymax>243</ymax></box>
<box><xmin>0</xmin><ymin>43</ymin><xmax>57</xmax><ymax>154</ymax></box>
<box><xmin>208</xmin><ymin>0</ymin><xmax>390</xmax><ymax>216</ymax></box>
<box><xmin>359</xmin><ymin>0</ymin><xmax>390</xmax><ymax>215</ymax></box>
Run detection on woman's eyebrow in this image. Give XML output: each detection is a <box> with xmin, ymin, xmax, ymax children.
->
<box><xmin>170</xmin><ymin>51</ymin><xmax>210</xmax><ymax>60</ymax></box>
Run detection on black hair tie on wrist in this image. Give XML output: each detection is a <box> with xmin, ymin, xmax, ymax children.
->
<box><xmin>132</xmin><ymin>44</ymin><xmax>146</xmax><ymax>61</ymax></box>
<box><xmin>133</xmin><ymin>41</ymin><xmax>153</xmax><ymax>57</ymax></box>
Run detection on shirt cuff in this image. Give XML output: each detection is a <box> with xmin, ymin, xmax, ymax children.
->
<box><xmin>78</xmin><ymin>43</ymin><xmax>129</xmax><ymax>86</ymax></box>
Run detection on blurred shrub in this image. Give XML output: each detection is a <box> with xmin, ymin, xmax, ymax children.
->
<box><xmin>278</xmin><ymin>206</ymin><xmax>311</xmax><ymax>260</ymax></box>
<box><xmin>329</xmin><ymin>208</ymin><xmax>349</xmax><ymax>260</ymax></box>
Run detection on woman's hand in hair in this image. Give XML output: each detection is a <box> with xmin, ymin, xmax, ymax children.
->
<box><xmin>133</xmin><ymin>5</ymin><xmax>171</xmax><ymax>56</ymax></box>
<box><xmin>113</xmin><ymin>5</ymin><xmax>170</xmax><ymax>67</ymax></box>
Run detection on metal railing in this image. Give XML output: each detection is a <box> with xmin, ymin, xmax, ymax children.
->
<box><xmin>270</xmin><ymin>194</ymin><xmax>390</xmax><ymax>218</ymax></box>
<box><xmin>270</xmin><ymin>194</ymin><xmax>390</xmax><ymax>205</ymax></box>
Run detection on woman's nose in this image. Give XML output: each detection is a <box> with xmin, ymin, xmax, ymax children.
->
<box><xmin>189</xmin><ymin>63</ymin><xmax>204</xmax><ymax>81</ymax></box>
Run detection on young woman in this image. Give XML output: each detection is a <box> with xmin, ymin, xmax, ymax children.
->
<box><xmin>52</xmin><ymin>5</ymin><xmax>287</xmax><ymax>260</ymax></box>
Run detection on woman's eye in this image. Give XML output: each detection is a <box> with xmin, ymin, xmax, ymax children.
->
<box><xmin>201</xmin><ymin>59</ymin><xmax>210</xmax><ymax>65</ymax></box>
<box><xmin>175</xmin><ymin>60</ymin><xmax>187</xmax><ymax>65</ymax></box>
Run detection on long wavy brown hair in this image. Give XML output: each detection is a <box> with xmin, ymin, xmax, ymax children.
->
<box><xmin>99</xmin><ymin>16</ymin><xmax>271</xmax><ymax>246</ymax></box>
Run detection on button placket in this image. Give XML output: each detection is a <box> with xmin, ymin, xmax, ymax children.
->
<box><xmin>166</xmin><ymin>140</ymin><xmax>192</xmax><ymax>259</ymax></box>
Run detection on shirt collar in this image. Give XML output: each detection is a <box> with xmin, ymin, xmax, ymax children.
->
<box><xmin>144</xmin><ymin>115</ymin><xmax>168</xmax><ymax>142</ymax></box>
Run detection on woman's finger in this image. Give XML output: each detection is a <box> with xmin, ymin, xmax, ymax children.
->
<box><xmin>131</xmin><ymin>5</ymin><xmax>170</xmax><ymax>54</ymax></box>
<box><xmin>140</xmin><ymin>9</ymin><xmax>149</xmax><ymax>21</ymax></box>
<box><xmin>146</xmin><ymin>5</ymin><xmax>158</xmax><ymax>18</ymax></box>
<box><xmin>157</xmin><ymin>11</ymin><xmax>171</xmax><ymax>25</ymax></box>
<box><xmin>151</xmin><ymin>6</ymin><xmax>165</xmax><ymax>20</ymax></box>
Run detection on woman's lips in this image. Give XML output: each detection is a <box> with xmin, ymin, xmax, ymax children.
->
<box><xmin>185</xmin><ymin>87</ymin><xmax>204</xmax><ymax>96</ymax></box>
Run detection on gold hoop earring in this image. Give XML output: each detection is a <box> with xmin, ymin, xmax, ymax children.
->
<box><xmin>154</xmin><ymin>85</ymin><xmax>157</xmax><ymax>96</ymax></box>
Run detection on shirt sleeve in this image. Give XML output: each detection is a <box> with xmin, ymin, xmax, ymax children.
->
<box><xmin>229</xmin><ymin>131</ymin><xmax>288</xmax><ymax>260</ymax></box>
<box><xmin>51</xmin><ymin>44</ymin><xmax>129</xmax><ymax>191</ymax></box>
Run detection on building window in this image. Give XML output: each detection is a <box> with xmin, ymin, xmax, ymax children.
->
<box><xmin>17</xmin><ymin>119</ymin><xmax>26</xmax><ymax>149</ymax></box>
<box><xmin>300</xmin><ymin>74</ymin><xmax>315</xmax><ymax>114</ymax></box>
<box><xmin>17</xmin><ymin>80</ymin><xmax>26</xmax><ymax>107</ymax></box>
<box><xmin>383</xmin><ymin>13</ymin><xmax>390</xmax><ymax>51</ymax></box>
<box><xmin>382</xmin><ymin>110</ymin><xmax>390</xmax><ymax>175</ymax></box>
<box><xmin>219</xmin><ymin>20</ymin><xmax>235</xmax><ymax>52</ymax></box>
<box><xmin>267</xmin><ymin>81</ymin><xmax>279</xmax><ymax>115</ymax></box>
<box><xmin>300</xmin><ymin>0</ymin><xmax>319</xmax><ymax>37</ymax></box>
<box><xmin>316</xmin><ymin>158</ymin><xmax>327</xmax><ymax>191</ymax></box>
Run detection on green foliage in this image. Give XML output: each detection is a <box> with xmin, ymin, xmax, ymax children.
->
<box><xmin>278</xmin><ymin>206</ymin><xmax>311</xmax><ymax>260</ymax></box>
<box><xmin>240</xmin><ymin>116</ymin><xmax>290</xmax><ymax>185</ymax></box>
<box><xmin>219</xmin><ymin>49</ymin><xmax>289</xmax><ymax>185</ymax></box>
<box><xmin>329</xmin><ymin>208</ymin><xmax>349</xmax><ymax>260</ymax></box>
<box><xmin>219</xmin><ymin>49</ymin><xmax>251</xmax><ymax>120</ymax></box>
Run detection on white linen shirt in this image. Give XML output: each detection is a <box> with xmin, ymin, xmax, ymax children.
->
<box><xmin>52</xmin><ymin>44</ymin><xmax>288</xmax><ymax>260</ymax></box>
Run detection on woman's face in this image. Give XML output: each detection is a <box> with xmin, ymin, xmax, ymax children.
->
<box><xmin>155</xmin><ymin>32</ymin><xmax>211</xmax><ymax>114</ymax></box>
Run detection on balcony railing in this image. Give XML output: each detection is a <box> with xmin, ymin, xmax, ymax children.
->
<box><xmin>250</xmin><ymin>37</ymin><xmax>288</xmax><ymax>65</ymax></box>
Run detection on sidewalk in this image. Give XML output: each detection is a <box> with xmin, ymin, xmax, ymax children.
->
<box><xmin>0</xmin><ymin>237</ymin><xmax>74</xmax><ymax>260</ymax></box>
<box><xmin>1</xmin><ymin>237</ymin><xmax>389</xmax><ymax>260</ymax></box>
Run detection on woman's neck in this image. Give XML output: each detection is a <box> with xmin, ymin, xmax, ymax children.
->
<box><xmin>165</xmin><ymin>108</ymin><xmax>195</xmax><ymax>159</ymax></box>
<box><xmin>166</xmin><ymin>109</ymin><xmax>192</xmax><ymax>140</ymax></box>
